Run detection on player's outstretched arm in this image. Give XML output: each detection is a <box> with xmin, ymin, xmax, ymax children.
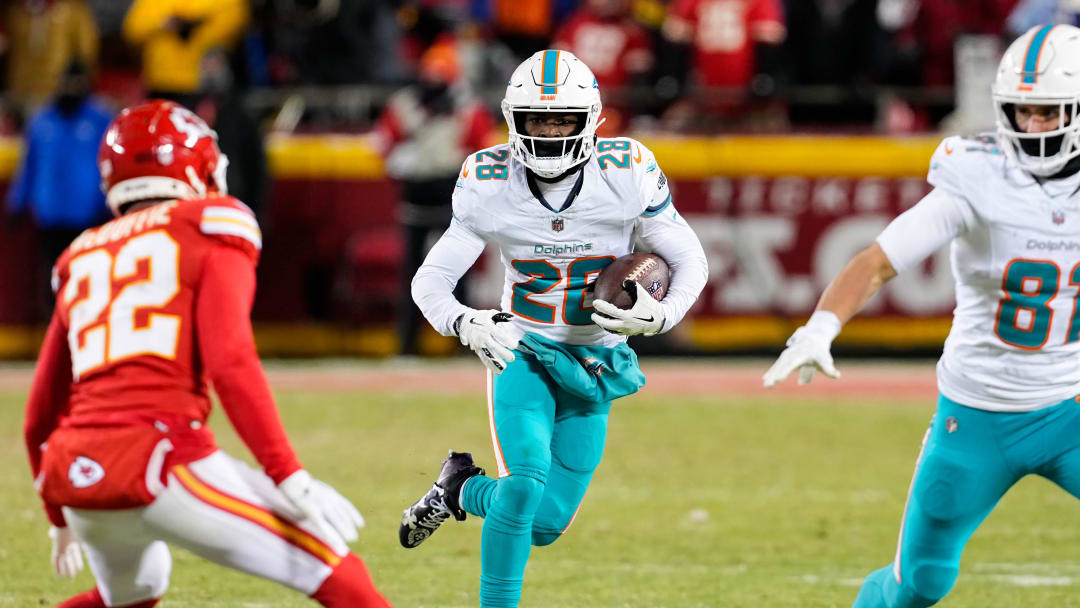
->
<box><xmin>764</xmin><ymin>182</ymin><xmax>976</xmax><ymax>387</ymax></box>
<box><xmin>763</xmin><ymin>243</ymin><xmax>896</xmax><ymax>387</ymax></box>
<box><xmin>24</xmin><ymin>311</ymin><xmax>73</xmax><ymax>529</ymax></box>
<box><xmin>196</xmin><ymin>246</ymin><xmax>363</xmax><ymax>546</ymax></box>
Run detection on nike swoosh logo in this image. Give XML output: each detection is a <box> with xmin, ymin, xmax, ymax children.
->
<box><xmin>634</xmin><ymin>315</ymin><xmax>654</xmax><ymax>323</ymax></box>
<box><xmin>944</xmin><ymin>143</ymin><xmax>954</xmax><ymax>155</ymax></box>
<box><xmin>633</xmin><ymin>146</ymin><xmax>642</xmax><ymax>163</ymax></box>
<box><xmin>462</xmin><ymin>167</ymin><xmax>470</xmax><ymax>177</ymax></box>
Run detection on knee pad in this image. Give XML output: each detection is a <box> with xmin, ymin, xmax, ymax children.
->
<box><xmin>915</xmin><ymin>459</ymin><xmax>978</xmax><ymax>524</ymax></box>
<box><xmin>906</xmin><ymin>563</ymin><xmax>957</xmax><ymax>604</ymax></box>
<box><xmin>495</xmin><ymin>474</ymin><xmax>546</xmax><ymax>516</ymax></box>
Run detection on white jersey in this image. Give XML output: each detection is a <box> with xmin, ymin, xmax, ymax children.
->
<box><xmin>877</xmin><ymin>133</ymin><xmax>1080</xmax><ymax>411</ymax></box>
<box><xmin>412</xmin><ymin>138</ymin><xmax>709</xmax><ymax>347</ymax></box>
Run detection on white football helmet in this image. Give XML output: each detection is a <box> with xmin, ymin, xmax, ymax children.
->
<box><xmin>992</xmin><ymin>24</ymin><xmax>1080</xmax><ymax>176</ymax></box>
<box><xmin>501</xmin><ymin>50</ymin><xmax>603</xmax><ymax>178</ymax></box>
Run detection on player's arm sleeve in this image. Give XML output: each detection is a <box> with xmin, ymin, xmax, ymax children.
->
<box><xmin>635</xmin><ymin>209</ymin><xmax>709</xmax><ymax>333</ymax></box>
<box><xmin>876</xmin><ymin>137</ymin><xmax>978</xmax><ymax>273</ymax></box>
<box><xmin>411</xmin><ymin>218</ymin><xmax>486</xmax><ymax>336</ymax></box>
<box><xmin>875</xmin><ymin>187</ymin><xmax>975</xmax><ymax>274</ymax></box>
<box><xmin>24</xmin><ymin>311</ymin><xmax>72</xmax><ymax>527</ymax></box>
<box><xmin>196</xmin><ymin>246</ymin><xmax>302</xmax><ymax>484</ymax></box>
<box><xmin>631</xmin><ymin>143</ymin><xmax>709</xmax><ymax>333</ymax></box>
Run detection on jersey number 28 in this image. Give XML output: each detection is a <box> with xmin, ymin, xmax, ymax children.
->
<box><xmin>511</xmin><ymin>256</ymin><xmax>615</xmax><ymax>325</ymax></box>
<box><xmin>65</xmin><ymin>231</ymin><xmax>181</xmax><ymax>378</ymax></box>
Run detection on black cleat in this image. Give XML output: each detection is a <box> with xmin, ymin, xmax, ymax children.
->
<box><xmin>399</xmin><ymin>450</ymin><xmax>485</xmax><ymax>549</ymax></box>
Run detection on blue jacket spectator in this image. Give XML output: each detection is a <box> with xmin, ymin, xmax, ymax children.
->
<box><xmin>7</xmin><ymin>97</ymin><xmax>112</xmax><ymax>230</ymax></box>
<box><xmin>6</xmin><ymin>60</ymin><xmax>113</xmax><ymax>321</ymax></box>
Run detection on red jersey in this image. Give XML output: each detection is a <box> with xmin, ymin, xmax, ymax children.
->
<box><xmin>54</xmin><ymin>197</ymin><xmax>258</xmax><ymax>420</ymax></box>
<box><xmin>25</xmin><ymin>196</ymin><xmax>301</xmax><ymax>525</ymax></box>
<box><xmin>669</xmin><ymin>0</ymin><xmax>785</xmax><ymax>87</ymax></box>
<box><xmin>553</xmin><ymin>11</ymin><xmax>653</xmax><ymax>89</ymax></box>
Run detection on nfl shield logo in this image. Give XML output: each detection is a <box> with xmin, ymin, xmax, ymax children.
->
<box><xmin>1053</xmin><ymin>210</ymin><xmax>1066</xmax><ymax>225</ymax></box>
<box><xmin>551</xmin><ymin>217</ymin><xmax>564</xmax><ymax>232</ymax></box>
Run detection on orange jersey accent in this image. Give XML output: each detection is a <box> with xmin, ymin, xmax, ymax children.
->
<box><xmin>52</xmin><ymin>196</ymin><xmax>261</xmax><ymax>425</ymax></box>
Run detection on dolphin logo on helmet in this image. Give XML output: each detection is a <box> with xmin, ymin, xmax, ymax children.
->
<box><xmin>992</xmin><ymin>24</ymin><xmax>1080</xmax><ymax>176</ymax></box>
<box><xmin>501</xmin><ymin>50</ymin><xmax>604</xmax><ymax>178</ymax></box>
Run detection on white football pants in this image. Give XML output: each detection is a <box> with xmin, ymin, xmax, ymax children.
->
<box><xmin>64</xmin><ymin>451</ymin><xmax>348</xmax><ymax>607</ymax></box>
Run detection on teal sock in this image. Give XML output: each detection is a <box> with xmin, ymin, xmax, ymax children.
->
<box><xmin>479</xmin><ymin>475</ymin><xmax>545</xmax><ymax>608</ymax></box>
<box><xmin>461</xmin><ymin>474</ymin><xmax>497</xmax><ymax>518</ymax></box>
<box><xmin>853</xmin><ymin>565</ymin><xmax>938</xmax><ymax>608</ymax></box>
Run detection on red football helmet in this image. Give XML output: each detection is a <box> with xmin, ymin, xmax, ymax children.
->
<box><xmin>98</xmin><ymin>99</ymin><xmax>228</xmax><ymax>216</ymax></box>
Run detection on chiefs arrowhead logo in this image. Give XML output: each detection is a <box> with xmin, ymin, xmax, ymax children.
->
<box><xmin>69</xmin><ymin>456</ymin><xmax>104</xmax><ymax>488</ymax></box>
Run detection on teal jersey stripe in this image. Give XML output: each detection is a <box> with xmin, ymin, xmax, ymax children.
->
<box><xmin>642</xmin><ymin>194</ymin><xmax>672</xmax><ymax>217</ymax></box>
<box><xmin>1023</xmin><ymin>25</ymin><xmax>1055</xmax><ymax>85</ymax></box>
<box><xmin>541</xmin><ymin>50</ymin><xmax>559</xmax><ymax>95</ymax></box>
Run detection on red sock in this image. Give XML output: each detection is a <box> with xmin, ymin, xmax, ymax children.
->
<box><xmin>56</xmin><ymin>589</ymin><xmax>105</xmax><ymax>608</ymax></box>
<box><xmin>56</xmin><ymin>589</ymin><xmax>159</xmax><ymax>608</ymax></box>
<box><xmin>311</xmin><ymin>553</ymin><xmax>392</xmax><ymax>607</ymax></box>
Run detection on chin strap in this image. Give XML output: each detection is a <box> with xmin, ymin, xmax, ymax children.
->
<box><xmin>529</xmin><ymin>162</ymin><xmax>585</xmax><ymax>183</ymax></box>
<box><xmin>1049</xmin><ymin>153</ymin><xmax>1080</xmax><ymax>180</ymax></box>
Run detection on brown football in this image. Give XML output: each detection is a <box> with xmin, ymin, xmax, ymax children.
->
<box><xmin>592</xmin><ymin>252</ymin><xmax>670</xmax><ymax>310</ymax></box>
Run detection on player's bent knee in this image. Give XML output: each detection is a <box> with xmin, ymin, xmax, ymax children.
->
<box><xmin>907</xmin><ymin>563</ymin><xmax>958</xmax><ymax>604</ymax></box>
<box><xmin>531</xmin><ymin>530</ymin><xmax>561</xmax><ymax>546</ymax></box>
<box><xmin>496</xmin><ymin>474</ymin><xmax>546</xmax><ymax>514</ymax></box>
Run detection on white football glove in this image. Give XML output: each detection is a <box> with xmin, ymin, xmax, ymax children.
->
<box><xmin>762</xmin><ymin>311</ymin><xmax>843</xmax><ymax>387</ymax></box>
<box><xmin>278</xmin><ymin>469</ymin><xmax>365</xmax><ymax>546</ymax></box>
<box><xmin>455</xmin><ymin>309</ymin><xmax>521</xmax><ymax>375</ymax></box>
<box><xmin>48</xmin><ymin>525</ymin><xmax>84</xmax><ymax>579</ymax></box>
<box><xmin>591</xmin><ymin>280</ymin><xmax>666</xmax><ymax>337</ymax></box>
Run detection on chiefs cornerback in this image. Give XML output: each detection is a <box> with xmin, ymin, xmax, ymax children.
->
<box><xmin>23</xmin><ymin>100</ymin><xmax>391</xmax><ymax>608</ymax></box>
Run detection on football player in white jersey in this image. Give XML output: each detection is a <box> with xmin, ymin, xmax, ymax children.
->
<box><xmin>400</xmin><ymin>50</ymin><xmax>708</xmax><ymax>607</ymax></box>
<box><xmin>763</xmin><ymin>24</ymin><xmax>1080</xmax><ymax>608</ymax></box>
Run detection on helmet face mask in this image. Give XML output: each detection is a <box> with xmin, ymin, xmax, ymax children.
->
<box><xmin>502</xmin><ymin>50</ymin><xmax>603</xmax><ymax>178</ymax></box>
<box><xmin>998</xmin><ymin>101</ymin><xmax>1076</xmax><ymax>158</ymax></box>
<box><xmin>992</xmin><ymin>25</ymin><xmax>1080</xmax><ymax>176</ymax></box>
<box><xmin>509</xmin><ymin>109</ymin><xmax>590</xmax><ymax>174</ymax></box>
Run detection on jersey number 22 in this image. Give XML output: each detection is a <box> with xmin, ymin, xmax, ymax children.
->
<box><xmin>64</xmin><ymin>231</ymin><xmax>181</xmax><ymax>378</ymax></box>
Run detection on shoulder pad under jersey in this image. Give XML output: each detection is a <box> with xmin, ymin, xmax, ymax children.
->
<box><xmin>595</xmin><ymin>136</ymin><xmax>671</xmax><ymax>216</ymax></box>
<box><xmin>453</xmin><ymin>144</ymin><xmax>514</xmax><ymax>228</ymax></box>
<box><xmin>927</xmin><ymin>133</ymin><xmax>1005</xmax><ymax>197</ymax></box>
<box><xmin>186</xmin><ymin>196</ymin><xmax>262</xmax><ymax>262</ymax></box>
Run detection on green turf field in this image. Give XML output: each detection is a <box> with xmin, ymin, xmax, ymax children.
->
<box><xmin>3</xmin><ymin>362</ymin><xmax>1080</xmax><ymax>607</ymax></box>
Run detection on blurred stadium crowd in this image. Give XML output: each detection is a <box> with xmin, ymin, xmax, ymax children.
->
<box><xmin>3</xmin><ymin>0</ymin><xmax>1080</xmax><ymax>357</ymax></box>
<box><xmin>1</xmin><ymin>0</ymin><xmax>1077</xmax><ymax>134</ymax></box>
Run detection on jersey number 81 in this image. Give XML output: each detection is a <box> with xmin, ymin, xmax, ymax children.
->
<box><xmin>994</xmin><ymin>258</ymin><xmax>1080</xmax><ymax>349</ymax></box>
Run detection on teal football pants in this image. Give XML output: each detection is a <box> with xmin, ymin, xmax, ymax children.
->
<box><xmin>459</xmin><ymin>333</ymin><xmax>645</xmax><ymax>608</ymax></box>
<box><xmin>853</xmin><ymin>392</ymin><xmax>1080</xmax><ymax>608</ymax></box>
